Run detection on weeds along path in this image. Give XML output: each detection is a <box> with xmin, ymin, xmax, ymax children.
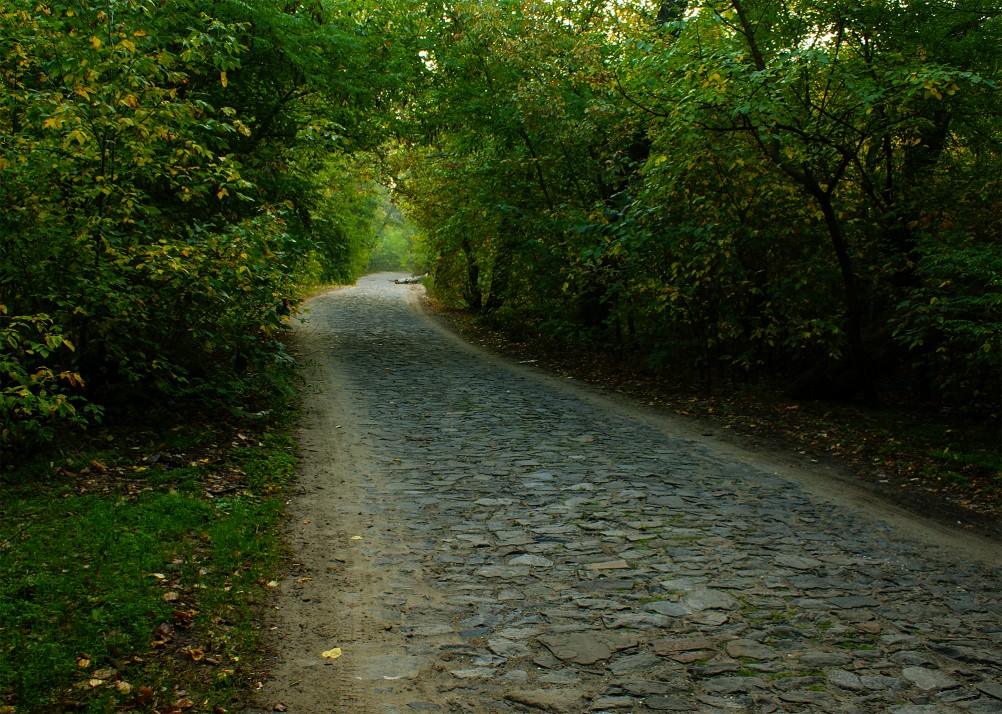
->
<box><xmin>246</xmin><ymin>273</ymin><xmax>1001</xmax><ymax>714</ymax></box>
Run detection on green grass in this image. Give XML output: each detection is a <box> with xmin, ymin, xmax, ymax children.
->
<box><xmin>0</xmin><ymin>401</ymin><xmax>296</xmax><ymax>712</ymax></box>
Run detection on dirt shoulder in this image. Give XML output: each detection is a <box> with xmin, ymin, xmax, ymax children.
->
<box><xmin>420</xmin><ymin>298</ymin><xmax>1001</xmax><ymax>543</ymax></box>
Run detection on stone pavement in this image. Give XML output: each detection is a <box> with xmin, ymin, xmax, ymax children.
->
<box><xmin>276</xmin><ymin>274</ymin><xmax>1001</xmax><ymax>713</ymax></box>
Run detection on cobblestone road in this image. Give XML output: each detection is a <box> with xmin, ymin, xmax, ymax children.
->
<box><xmin>249</xmin><ymin>275</ymin><xmax>1001</xmax><ymax>714</ymax></box>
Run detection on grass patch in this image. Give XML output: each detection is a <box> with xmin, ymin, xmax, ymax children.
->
<box><xmin>0</xmin><ymin>396</ymin><xmax>297</xmax><ymax>712</ymax></box>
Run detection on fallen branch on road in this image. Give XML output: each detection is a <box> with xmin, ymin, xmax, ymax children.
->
<box><xmin>394</xmin><ymin>274</ymin><xmax>427</xmax><ymax>284</ymax></box>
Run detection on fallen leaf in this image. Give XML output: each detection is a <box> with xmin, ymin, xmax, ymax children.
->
<box><xmin>93</xmin><ymin>667</ymin><xmax>116</xmax><ymax>679</ymax></box>
<box><xmin>266</xmin><ymin>580</ymin><xmax>279</xmax><ymax>588</ymax></box>
<box><xmin>188</xmin><ymin>648</ymin><xmax>205</xmax><ymax>662</ymax></box>
<box><xmin>321</xmin><ymin>648</ymin><xmax>343</xmax><ymax>659</ymax></box>
<box><xmin>88</xmin><ymin>678</ymin><xmax>105</xmax><ymax>687</ymax></box>
<box><xmin>116</xmin><ymin>681</ymin><xmax>133</xmax><ymax>694</ymax></box>
<box><xmin>77</xmin><ymin>658</ymin><xmax>91</xmax><ymax>668</ymax></box>
<box><xmin>163</xmin><ymin>592</ymin><xmax>180</xmax><ymax>602</ymax></box>
<box><xmin>350</xmin><ymin>536</ymin><xmax>363</xmax><ymax>541</ymax></box>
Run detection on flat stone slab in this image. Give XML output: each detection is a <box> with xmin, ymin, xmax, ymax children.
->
<box><xmin>703</xmin><ymin>676</ymin><xmax>764</xmax><ymax>694</ymax></box>
<box><xmin>505</xmin><ymin>689</ymin><xmax>586</xmax><ymax>712</ymax></box>
<box><xmin>775</xmin><ymin>554</ymin><xmax>824</xmax><ymax>570</ymax></box>
<box><xmin>902</xmin><ymin>666</ymin><xmax>960</xmax><ymax>691</ymax></box>
<box><xmin>725</xmin><ymin>639</ymin><xmax>780</xmax><ymax>660</ymax></box>
<box><xmin>977</xmin><ymin>681</ymin><xmax>1002</xmax><ymax>700</ymax></box>
<box><xmin>682</xmin><ymin>588</ymin><xmax>739</xmax><ymax>611</ymax></box>
<box><xmin>798</xmin><ymin>651</ymin><xmax>853</xmax><ymax>667</ymax></box>
<box><xmin>354</xmin><ymin>654</ymin><xmax>423</xmax><ymax>680</ymax></box>
<box><xmin>653</xmin><ymin>637</ymin><xmax>717</xmax><ymax>655</ymax></box>
<box><xmin>488</xmin><ymin>636</ymin><xmax>532</xmax><ymax>658</ymax></box>
<box><xmin>608</xmin><ymin>652</ymin><xmax>661</xmax><ymax>675</ymax></box>
<box><xmin>449</xmin><ymin>667</ymin><xmax>496</xmax><ymax>678</ymax></box>
<box><xmin>827</xmin><ymin>595</ymin><xmax>881</xmax><ymax>609</ymax></box>
<box><xmin>646</xmin><ymin>601</ymin><xmax>691</xmax><ymax>616</ymax></box>
<box><xmin>474</xmin><ymin>565</ymin><xmax>531</xmax><ymax>578</ymax></box>
<box><xmin>585</xmin><ymin>559</ymin><xmax>630</xmax><ymax>570</ymax></box>
<box><xmin>509</xmin><ymin>553</ymin><xmax>555</xmax><ymax>567</ymax></box>
<box><xmin>645</xmin><ymin>696</ymin><xmax>699</xmax><ymax>711</ymax></box>
<box><xmin>538</xmin><ymin>631</ymin><xmax>641</xmax><ymax>665</ymax></box>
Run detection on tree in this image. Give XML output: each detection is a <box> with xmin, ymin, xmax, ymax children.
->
<box><xmin>1</xmin><ymin>0</ymin><xmax>420</xmax><ymax>451</ymax></box>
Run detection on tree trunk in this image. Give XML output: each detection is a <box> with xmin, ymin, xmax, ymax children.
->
<box><xmin>811</xmin><ymin>188</ymin><xmax>876</xmax><ymax>403</ymax></box>
<box><xmin>461</xmin><ymin>239</ymin><xmax>482</xmax><ymax>313</ymax></box>
<box><xmin>483</xmin><ymin>236</ymin><xmax>513</xmax><ymax>313</ymax></box>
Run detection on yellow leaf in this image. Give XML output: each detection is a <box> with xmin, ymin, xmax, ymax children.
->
<box><xmin>322</xmin><ymin>648</ymin><xmax>343</xmax><ymax>659</ymax></box>
<box><xmin>220</xmin><ymin>71</ymin><xmax>228</xmax><ymax>87</ymax></box>
<box><xmin>42</xmin><ymin>117</ymin><xmax>61</xmax><ymax>129</ymax></box>
<box><xmin>217</xmin><ymin>187</ymin><xmax>229</xmax><ymax>200</ymax></box>
<box><xmin>90</xmin><ymin>36</ymin><xmax>102</xmax><ymax>49</ymax></box>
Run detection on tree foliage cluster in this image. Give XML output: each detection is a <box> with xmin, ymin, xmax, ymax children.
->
<box><xmin>4</xmin><ymin>0</ymin><xmax>998</xmax><ymax>449</ymax></box>
<box><xmin>391</xmin><ymin>0</ymin><xmax>1001</xmax><ymax>410</ymax></box>
<box><xmin>1</xmin><ymin>0</ymin><xmax>414</xmax><ymax>449</ymax></box>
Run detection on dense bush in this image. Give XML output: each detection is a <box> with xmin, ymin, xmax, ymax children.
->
<box><xmin>1</xmin><ymin>0</ymin><xmax>417</xmax><ymax>453</ymax></box>
<box><xmin>391</xmin><ymin>0</ymin><xmax>1001</xmax><ymax>411</ymax></box>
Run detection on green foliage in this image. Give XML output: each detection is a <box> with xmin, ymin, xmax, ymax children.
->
<box><xmin>394</xmin><ymin>0</ymin><xmax>1002</xmax><ymax>410</ymax></box>
<box><xmin>1</xmin><ymin>0</ymin><xmax>415</xmax><ymax>449</ymax></box>
<box><xmin>368</xmin><ymin>189</ymin><xmax>418</xmax><ymax>273</ymax></box>
<box><xmin>1</xmin><ymin>308</ymin><xmax>102</xmax><ymax>444</ymax></box>
<box><xmin>894</xmin><ymin>236</ymin><xmax>1002</xmax><ymax>408</ymax></box>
